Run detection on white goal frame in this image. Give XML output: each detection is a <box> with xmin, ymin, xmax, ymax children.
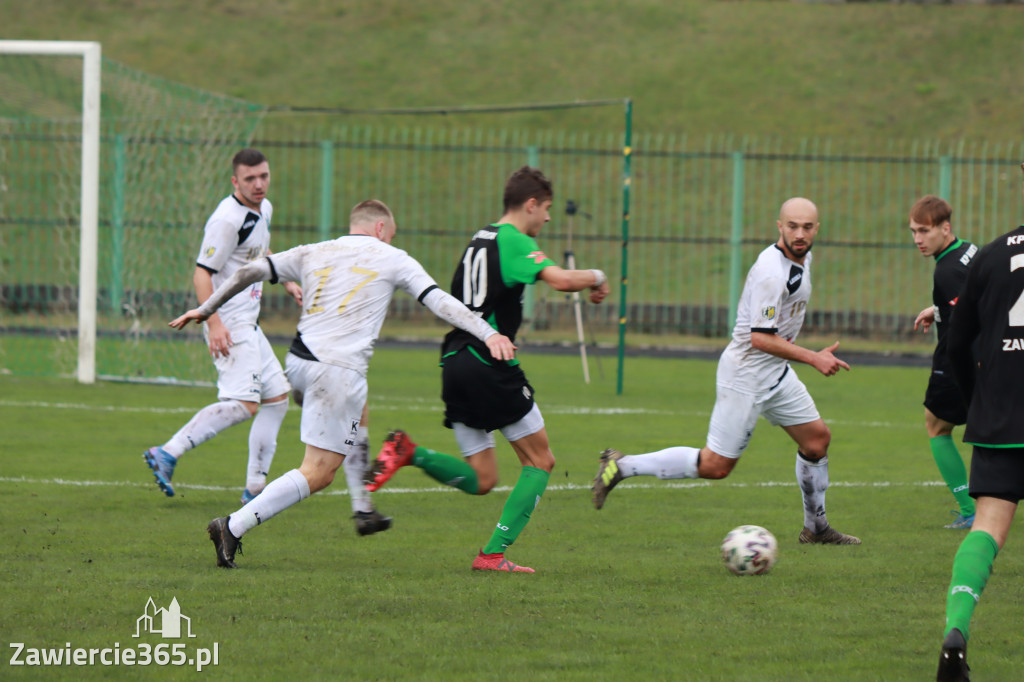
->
<box><xmin>0</xmin><ymin>40</ymin><xmax>101</xmax><ymax>383</ymax></box>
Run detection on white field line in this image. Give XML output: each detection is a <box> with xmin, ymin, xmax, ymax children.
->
<box><xmin>0</xmin><ymin>475</ymin><xmax>947</xmax><ymax>496</ymax></box>
<box><xmin>0</xmin><ymin>398</ymin><xmax>919</xmax><ymax>429</ymax></box>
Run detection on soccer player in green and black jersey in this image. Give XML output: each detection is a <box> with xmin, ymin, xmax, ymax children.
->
<box><xmin>365</xmin><ymin>166</ymin><xmax>610</xmax><ymax>573</ymax></box>
<box><xmin>935</xmin><ymin>184</ymin><xmax>1024</xmax><ymax>680</ymax></box>
<box><xmin>909</xmin><ymin>195</ymin><xmax>978</xmax><ymax>529</ymax></box>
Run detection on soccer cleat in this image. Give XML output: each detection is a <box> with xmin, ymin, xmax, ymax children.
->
<box><xmin>240</xmin><ymin>488</ymin><xmax>259</xmax><ymax>505</ymax></box>
<box><xmin>798</xmin><ymin>525</ymin><xmax>862</xmax><ymax>545</ymax></box>
<box><xmin>945</xmin><ymin>512</ymin><xmax>975</xmax><ymax>530</ymax></box>
<box><xmin>592</xmin><ymin>448</ymin><xmax>625</xmax><ymax>510</ymax></box>
<box><xmin>143</xmin><ymin>447</ymin><xmax>177</xmax><ymax>497</ymax></box>
<box><xmin>353</xmin><ymin>509</ymin><xmax>393</xmax><ymax>536</ymax></box>
<box><xmin>207</xmin><ymin>517</ymin><xmax>242</xmax><ymax>568</ymax></box>
<box><xmin>365</xmin><ymin>430</ymin><xmax>417</xmax><ymax>492</ymax></box>
<box><xmin>936</xmin><ymin>628</ymin><xmax>970</xmax><ymax>681</ymax></box>
<box><xmin>471</xmin><ymin>550</ymin><xmax>535</xmax><ymax>573</ymax></box>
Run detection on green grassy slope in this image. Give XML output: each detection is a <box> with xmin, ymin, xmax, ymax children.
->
<box><xmin>4</xmin><ymin>0</ymin><xmax>1024</xmax><ymax>140</ymax></box>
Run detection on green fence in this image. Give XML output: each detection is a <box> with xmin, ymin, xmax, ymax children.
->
<box><xmin>3</xmin><ymin>114</ymin><xmax>1023</xmax><ymax>382</ymax></box>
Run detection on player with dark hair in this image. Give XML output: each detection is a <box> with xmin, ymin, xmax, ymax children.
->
<box><xmin>142</xmin><ymin>149</ymin><xmax>302</xmax><ymax>505</ymax></box>
<box><xmin>592</xmin><ymin>197</ymin><xmax>861</xmax><ymax>546</ymax></box>
<box><xmin>365</xmin><ymin>166</ymin><xmax>610</xmax><ymax>573</ymax></box>
<box><xmin>909</xmin><ymin>195</ymin><xmax>977</xmax><ymax>530</ymax></box>
<box><xmin>935</xmin><ymin>166</ymin><xmax>1024</xmax><ymax>682</ymax></box>
<box><xmin>169</xmin><ymin>199</ymin><xmax>516</xmax><ymax>568</ymax></box>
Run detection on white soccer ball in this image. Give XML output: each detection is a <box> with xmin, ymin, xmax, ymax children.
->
<box><xmin>721</xmin><ymin>525</ymin><xmax>778</xmax><ymax>576</ymax></box>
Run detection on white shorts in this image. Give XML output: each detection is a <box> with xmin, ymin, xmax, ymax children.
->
<box><xmin>285</xmin><ymin>354</ymin><xmax>366</xmax><ymax>455</ymax></box>
<box><xmin>706</xmin><ymin>367</ymin><xmax>820</xmax><ymax>459</ymax></box>
<box><xmin>452</xmin><ymin>403</ymin><xmax>545</xmax><ymax>457</ymax></box>
<box><xmin>209</xmin><ymin>324</ymin><xmax>290</xmax><ymax>402</ymax></box>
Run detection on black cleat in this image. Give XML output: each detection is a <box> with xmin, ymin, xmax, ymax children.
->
<box><xmin>207</xmin><ymin>516</ymin><xmax>242</xmax><ymax>568</ymax></box>
<box><xmin>353</xmin><ymin>510</ymin><xmax>393</xmax><ymax>536</ymax></box>
<box><xmin>936</xmin><ymin>628</ymin><xmax>970</xmax><ymax>681</ymax></box>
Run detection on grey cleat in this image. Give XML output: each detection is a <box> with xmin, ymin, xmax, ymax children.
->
<box><xmin>592</xmin><ymin>448</ymin><xmax>625</xmax><ymax>510</ymax></box>
<box><xmin>798</xmin><ymin>525</ymin><xmax>861</xmax><ymax>545</ymax></box>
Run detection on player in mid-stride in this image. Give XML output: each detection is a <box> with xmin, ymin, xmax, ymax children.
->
<box><xmin>364</xmin><ymin>166</ymin><xmax>610</xmax><ymax>573</ymax></box>
<box><xmin>909</xmin><ymin>195</ymin><xmax>977</xmax><ymax>530</ymax></box>
<box><xmin>592</xmin><ymin>197</ymin><xmax>861</xmax><ymax>546</ymax></box>
<box><xmin>169</xmin><ymin>199</ymin><xmax>516</xmax><ymax>569</ymax></box>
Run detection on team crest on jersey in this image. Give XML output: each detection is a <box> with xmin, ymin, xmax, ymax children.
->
<box><xmin>762</xmin><ymin>305</ymin><xmax>777</xmax><ymax>321</ymax></box>
<box><xmin>205</xmin><ymin>246</ymin><xmax>216</xmax><ymax>258</ymax></box>
<box><xmin>527</xmin><ymin>251</ymin><xmax>547</xmax><ymax>264</ymax></box>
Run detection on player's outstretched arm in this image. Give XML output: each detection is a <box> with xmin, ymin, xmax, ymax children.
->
<box><xmin>751</xmin><ymin>333</ymin><xmax>851</xmax><ymax>377</ymax></box>
<box><xmin>168</xmin><ymin>259</ymin><xmax>273</xmax><ymax>331</ymax></box>
<box><xmin>538</xmin><ymin>265</ymin><xmax>610</xmax><ymax>302</ymax></box>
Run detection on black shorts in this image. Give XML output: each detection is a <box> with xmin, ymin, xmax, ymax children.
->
<box><xmin>441</xmin><ymin>346</ymin><xmax>535</xmax><ymax>432</ymax></box>
<box><xmin>969</xmin><ymin>446</ymin><xmax>1024</xmax><ymax>503</ymax></box>
<box><xmin>924</xmin><ymin>369</ymin><xmax>967</xmax><ymax>426</ymax></box>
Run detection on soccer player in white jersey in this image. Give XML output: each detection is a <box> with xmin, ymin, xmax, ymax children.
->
<box><xmin>143</xmin><ymin>149</ymin><xmax>307</xmax><ymax>507</ymax></box>
<box><xmin>167</xmin><ymin>199</ymin><xmax>516</xmax><ymax>569</ymax></box>
<box><xmin>592</xmin><ymin>197</ymin><xmax>861</xmax><ymax>545</ymax></box>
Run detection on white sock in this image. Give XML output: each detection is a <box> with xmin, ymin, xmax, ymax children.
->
<box><xmin>228</xmin><ymin>469</ymin><xmax>310</xmax><ymax>538</ymax></box>
<box><xmin>796</xmin><ymin>452</ymin><xmax>830</xmax><ymax>532</ymax></box>
<box><xmin>343</xmin><ymin>426</ymin><xmax>373</xmax><ymax>514</ymax></box>
<box><xmin>245</xmin><ymin>399</ymin><xmax>288</xmax><ymax>493</ymax></box>
<box><xmin>163</xmin><ymin>400</ymin><xmax>252</xmax><ymax>458</ymax></box>
<box><xmin>619</xmin><ymin>447</ymin><xmax>700</xmax><ymax>479</ymax></box>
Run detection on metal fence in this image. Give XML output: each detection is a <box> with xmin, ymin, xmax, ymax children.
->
<box><xmin>3</xmin><ymin>119</ymin><xmax>1023</xmax><ymax>381</ymax></box>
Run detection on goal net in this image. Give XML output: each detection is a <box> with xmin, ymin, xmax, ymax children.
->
<box><xmin>0</xmin><ymin>41</ymin><xmax>265</xmax><ymax>384</ymax></box>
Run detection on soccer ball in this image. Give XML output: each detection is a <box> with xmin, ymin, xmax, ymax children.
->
<box><xmin>721</xmin><ymin>525</ymin><xmax>778</xmax><ymax>576</ymax></box>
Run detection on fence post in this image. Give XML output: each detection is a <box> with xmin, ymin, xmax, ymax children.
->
<box><xmin>523</xmin><ymin>145</ymin><xmax>540</xmax><ymax>325</ymax></box>
<box><xmin>939</xmin><ymin>155</ymin><xmax>952</xmax><ymax>200</ymax></box>
<box><xmin>728</xmin><ymin>151</ymin><xmax>745</xmax><ymax>331</ymax></box>
<box><xmin>110</xmin><ymin>133</ymin><xmax>127</xmax><ymax>315</ymax></box>
<box><xmin>616</xmin><ymin>99</ymin><xmax>632</xmax><ymax>396</ymax></box>
<box><xmin>319</xmin><ymin>140</ymin><xmax>334</xmax><ymax>241</ymax></box>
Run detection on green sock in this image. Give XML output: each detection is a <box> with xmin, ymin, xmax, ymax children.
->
<box><xmin>945</xmin><ymin>530</ymin><xmax>999</xmax><ymax>641</ymax></box>
<box><xmin>482</xmin><ymin>466</ymin><xmax>550</xmax><ymax>555</ymax></box>
<box><xmin>929</xmin><ymin>435</ymin><xmax>975</xmax><ymax>516</ymax></box>
<box><xmin>411</xmin><ymin>446</ymin><xmax>478</xmax><ymax>494</ymax></box>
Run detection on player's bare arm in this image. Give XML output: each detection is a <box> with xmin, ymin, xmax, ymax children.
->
<box><xmin>537</xmin><ymin>265</ymin><xmax>610</xmax><ymax>303</ymax></box>
<box><xmin>750</xmin><ymin>332</ymin><xmax>850</xmax><ymax>377</ymax></box>
<box><xmin>913</xmin><ymin>305</ymin><xmax>935</xmax><ymax>333</ymax></box>
<box><xmin>193</xmin><ymin>266</ymin><xmax>232</xmax><ymax>358</ymax></box>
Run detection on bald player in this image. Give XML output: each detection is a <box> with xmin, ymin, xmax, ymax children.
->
<box><xmin>593</xmin><ymin>197</ymin><xmax>861</xmax><ymax>545</ymax></box>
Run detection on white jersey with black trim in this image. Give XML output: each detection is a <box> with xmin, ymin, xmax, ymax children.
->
<box><xmin>268</xmin><ymin>235</ymin><xmax>438</xmax><ymax>375</ymax></box>
<box><xmin>195</xmin><ymin>195</ymin><xmax>272</xmax><ymax>329</ymax></box>
<box><xmin>717</xmin><ymin>244</ymin><xmax>812</xmax><ymax>394</ymax></box>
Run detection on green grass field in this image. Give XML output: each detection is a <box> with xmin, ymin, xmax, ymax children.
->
<box><xmin>2</xmin><ymin>347</ymin><xmax>1020</xmax><ymax>680</ymax></box>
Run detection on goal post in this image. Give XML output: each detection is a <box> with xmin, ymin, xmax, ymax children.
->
<box><xmin>0</xmin><ymin>40</ymin><xmax>101</xmax><ymax>383</ymax></box>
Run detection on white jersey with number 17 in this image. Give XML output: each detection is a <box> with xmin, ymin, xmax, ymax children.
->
<box><xmin>717</xmin><ymin>244</ymin><xmax>812</xmax><ymax>394</ymax></box>
<box><xmin>267</xmin><ymin>235</ymin><xmax>438</xmax><ymax>376</ymax></box>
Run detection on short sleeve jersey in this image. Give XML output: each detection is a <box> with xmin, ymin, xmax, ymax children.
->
<box><xmin>195</xmin><ymin>195</ymin><xmax>272</xmax><ymax>329</ymax></box>
<box><xmin>947</xmin><ymin>226</ymin><xmax>1024</xmax><ymax>446</ymax></box>
<box><xmin>442</xmin><ymin>223</ymin><xmax>556</xmax><ymax>356</ymax></box>
<box><xmin>267</xmin><ymin>235</ymin><xmax>437</xmax><ymax>376</ymax></box>
<box><xmin>717</xmin><ymin>244</ymin><xmax>812</xmax><ymax>393</ymax></box>
<box><xmin>931</xmin><ymin>238</ymin><xmax>977</xmax><ymax>371</ymax></box>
